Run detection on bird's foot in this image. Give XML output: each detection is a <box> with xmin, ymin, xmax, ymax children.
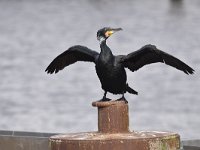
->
<box><xmin>98</xmin><ymin>97</ymin><xmax>111</xmax><ymax>102</ymax></box>
<box><xmin>116</xmin><ymin>96</ymin><xmax>128</xmax><ymax>104</ymax></box>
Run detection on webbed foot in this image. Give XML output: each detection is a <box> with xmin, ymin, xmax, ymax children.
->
<box><xmin>116</xmin><ymin>96</ymin><xmax>128</xmax><ymax>103</ymax></box>
<box><xmin>98</xmin><ymin>91</ymin><xmax>111</xmax><ymax>102</ymax></box>
<box><xmin>98</xmin><ymin>97</ymin><xmax>111</xmax><ymax>102</ymax></box>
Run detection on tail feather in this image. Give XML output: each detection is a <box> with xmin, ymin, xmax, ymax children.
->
<box><xmin>126</xmin><ymin>84</ymin><xmax>138</xmax><ymax>95</ymax></box>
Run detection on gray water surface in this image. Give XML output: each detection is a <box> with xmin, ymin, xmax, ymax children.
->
<box><xmin>0</xmin><ymin>0</ymin><xmax>199</xmax><ymax>139</ymax></box>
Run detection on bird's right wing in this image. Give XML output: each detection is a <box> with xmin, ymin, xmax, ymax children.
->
<box><xmin>45</xmin><ymin>45</ymin><xmax>99</xmax><ymax>74</ymax></box>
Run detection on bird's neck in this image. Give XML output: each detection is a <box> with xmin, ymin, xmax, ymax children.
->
<box><xmin>100</xmin><ymin>40</ymin><xmax>113</xmax><ymax>56</ymax></box>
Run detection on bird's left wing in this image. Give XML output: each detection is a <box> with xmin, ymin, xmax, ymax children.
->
<box><xmin>121</xmin><ymin>44</ymin><xmax>194</xmax><ymax>74</ymax></box>
<box><xmin>45</xmin><ymin>45</ymin><xmax>99</xmax><ymax>74</ymax></box>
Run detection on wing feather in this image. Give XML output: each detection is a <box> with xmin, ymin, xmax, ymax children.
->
<box><xmin>45</xmin><ymin>45</ymin><xmax>99</xmax><ymax>74</ymax></box>
<box><xmin>123</xmin><ymin>44</ymin><xmax>194</xmax><ymax>74</ymax></box>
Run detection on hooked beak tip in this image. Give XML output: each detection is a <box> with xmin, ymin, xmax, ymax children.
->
<box><xmin>113</xmin><ymin>28</ymin><xmax>123</xmax><ymax>31</ymax></box>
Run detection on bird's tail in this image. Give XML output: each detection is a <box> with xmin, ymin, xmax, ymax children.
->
<box><xmin>126</xmin><ymin>84</ymin><xmax>138</xmax><ymax>95</ymax></box>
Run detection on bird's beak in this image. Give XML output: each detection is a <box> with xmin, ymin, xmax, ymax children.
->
<box><xmin>112</xmin><ymin>28</ymin><xmax>123</xmax><ymax>32</ymax></box>
<box><xmin>105</xmin><ymin>28</ymin><xmax>122</xmax><ymax>38</ymax></box>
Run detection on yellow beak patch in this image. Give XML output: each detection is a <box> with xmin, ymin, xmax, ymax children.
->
<box><xmin>105</xmin><ymin>30</ymin><xmax>114</xmax><ymax>37</ymax></box>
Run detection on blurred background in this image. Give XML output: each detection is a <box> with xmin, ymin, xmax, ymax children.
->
<box><xmin>0</xmin><ymin>0</ymin><xmax>199</xmax><ymax>140</ymax></box>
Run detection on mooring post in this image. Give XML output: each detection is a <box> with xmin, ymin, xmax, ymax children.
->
<box><xmin>50</xmin><ymin>100</ymin><xmax>180</xmax><ymax>150</ymax></box>
<box><xmin>92</xmin><ymin>101</ymin><xmax>129</xmax><ymax>133</ymax></box>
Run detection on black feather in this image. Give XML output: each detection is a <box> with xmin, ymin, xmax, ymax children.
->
<box><xmin>123</xmin><ymin>44</ymin><xmax>194</xmax><ymax>75</ymax></box>
<box><xmin>45</xmin><ymin>27</ymin><xmax>194</xmax><ymax>101</ymax></box>
<box><xmin>45</xmin><ymin>45</ymin><xmax>99</xmax><ymax>74</ymax></box>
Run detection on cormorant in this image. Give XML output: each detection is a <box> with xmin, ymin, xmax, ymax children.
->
<box><xmin>45</xmin><ymin>27</ymin><xmax>194</xmax><ymax>103</ymax></box>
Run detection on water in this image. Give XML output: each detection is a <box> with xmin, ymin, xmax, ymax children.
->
<box><xmin>0</xmin><ymin>0</ymin><xmax>199</xmax><ymax>139</ymax></box>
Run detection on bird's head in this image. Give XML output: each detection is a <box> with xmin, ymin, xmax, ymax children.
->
<box><xmin>97</xmin><ymin>27</ymin><xmax>122</xmax><ymax>42</ymax></box>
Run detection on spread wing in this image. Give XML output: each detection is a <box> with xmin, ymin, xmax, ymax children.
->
<box><xmin>122</xmin><ymin>44</ymin><xmax>194</xmax><ymax>74</ymax></box>
<box><xmin>45</xmin><ymin>45</ymin><xmax>99</xmax><ymax>74</ymax></box>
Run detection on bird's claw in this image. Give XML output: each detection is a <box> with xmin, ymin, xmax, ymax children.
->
<box><xmin>98</xmin><ymin>97</ymin><xmax>111</xmax><ymax>102</ymax></box>
<box><xmin>116</xmin><ymin>97</ymin><xmax>128</xmax><ymax>103</ymax></box>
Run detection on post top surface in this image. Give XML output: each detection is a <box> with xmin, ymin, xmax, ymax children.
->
<box><xmin>92</xmin><ymin>100</ymin><xmax>127</xmax><ymax>107</ymax></box>
<box><xmin>50</xmin><ymin>131</ymin><xmax>179</xmax><ymax>141</ymax></box>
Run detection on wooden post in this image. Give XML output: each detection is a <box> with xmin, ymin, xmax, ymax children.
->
<box><xmin>92</xmin><ymin>101</ymin><xmax>129</xmax><ymax>133</ymax></box>
<box><xmin>50</xmin><ymin>100</ymin><xmax>180</xmax><ymax>150</ymax></box>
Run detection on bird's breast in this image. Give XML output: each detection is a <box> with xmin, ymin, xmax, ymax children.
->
<box><xmin>95</xmin><ymin>58</ymin><xmax>126</xmax><ymax>83</ymax></box>
<box><xmin>95</xmin><ymin>59</ymin><xmax>127</xmax><ymax>94</ymax></box>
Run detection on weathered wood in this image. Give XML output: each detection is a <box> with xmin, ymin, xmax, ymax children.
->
<box><xmin>50</xmin><ymin>100</ymin><xmax>180</xmax><ymax>150</ymax></box>
<box><xmin>0</xmin><ymin>130</ymin><xmax>200</xmax><ymax>149</ymax></box>
<box><xmin>0</xmin><ymin>130</ymin><xmax>56</xmax><ymax>150</ymax></box>
<box><xmin>93</xmin><ymin>101</ymin><xmax>129</xmax><ymax>133</ymax></box>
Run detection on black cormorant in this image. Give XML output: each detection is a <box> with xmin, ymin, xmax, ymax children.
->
<box><xmin>45</xmin><ymin>27</ymin><xmax>194</xmax><ymax>103</ymax></box>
